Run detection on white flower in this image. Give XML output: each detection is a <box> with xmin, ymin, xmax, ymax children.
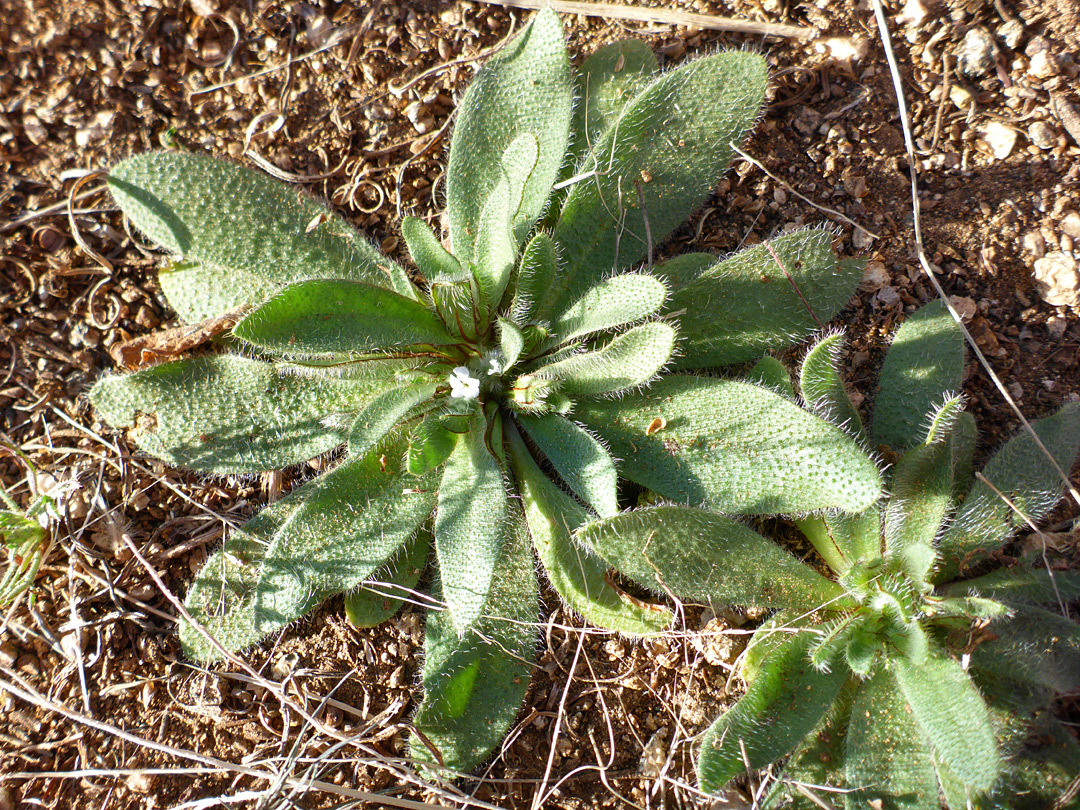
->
<box><xmin>486</xmin><ymin>356</ymin><xmax>502</xmax><ymax>377</ymax></box>
<box><xmin>448</xmin><ymin>366</ymin><xmax>480</xmax><ymax>400</ymax></box>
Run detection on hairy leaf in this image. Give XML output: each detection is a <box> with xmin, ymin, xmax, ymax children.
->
<box><xmin>510</xmin><ymin>231</ymin><xmax>559</xmax><ymax>324</ymax></box>
<box><xmin>532</xmin><ymin>321</ymin><xmax>674</xmax><ymax>396</ymax></box>
<box><xmin>517</xmin><ymin>414</ymin><xmax>618</xmax><ymax>518</ymax></box>
<box><xmin>800</xmin><ymin>332</ymin><xmax>862</xmax><ymax>437</ymax></box>
<box><xmin>402</xmin><ymin>215</ymin><xmax>462</xmax><ymax>281</ymax></box>
<box><xmin>348</xmin><ymin>381</ymin><xmax>437</xmax><ymax>457</ymax></box>
<box><xmin>344</xmin><ymin>526</ymin><xmax>431</xmax><ymax>627</ymax></box>
<box><xmin>746</xmin><ymin>355</ymin><xmax>795</xmax><ymax>399</ymax></box>
<box><xmin>550</xmin><ymin>273</ymin><xmax>667</xmax><ymax>345</ymax></box>
<box><xmin>796</xmin><ymin>509</ymin><xmax>882</xmax><ymax>576</ymax></box>
<box><xmin>577</xmin><ymin>375</ymin><xmax>882</xmax><ymax>515</ymax></box>
<box><xmin>942</xmin><ymin>564</ymin><xmax>1080</xmax><ymax>606</ymax></box>
<box><xmin>970</xmin><ymin>605</ymin><xmax>1080</xmax><ymax>695</ymax></box>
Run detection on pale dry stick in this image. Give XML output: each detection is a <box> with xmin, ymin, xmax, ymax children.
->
<box><xmin>67</xmin><ymin>172</ymin><xmax>114</xmax><ymax>275</ymax></box>
<box><xmin>869</xmin><ymin>0</ymin><xmax>1080</xmax><ymax>511</ymax></box>
<box><xmin>0</xmin><ymin>668</ymin><xmax>459</xmax><ymax>810</ymax></box>
<box><xmin>0</xmin><ymin>186</ymin><xmax>109</xmax><ymax>234</ymax></box>
<box><xmin>246</xmin><ymin>147</ymin><xmax>350</xmax><ymax>184</ymax></box>
<box><xmin>973</xmin><ymin>471</ymin><xmax>1068</xmax><ymax>616</ymax></box>
<box><xmin>531</xmin><ymin>625</ymin><xmax>588</xmax><ymax>810</ymax></box>
<box><xmin>473</xmin><ymin>0</ymin><xmax>813</xmax><ymax>39</ymax></box>
<box><xmin>729</xmin><ymin>144</ymin><xmax>881</xmax><ymax>241</ymax></box>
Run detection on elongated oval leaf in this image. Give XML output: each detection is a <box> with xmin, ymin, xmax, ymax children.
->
<box><xmin>800</xmin><ymin>332</ymin><xmax>863</xmax><ymax>437</ymax></box>
<box><xmin>663</xmin><ymin>231</ymin><xmax>859</xmax><ymax>369</ymax></box>
<box><xmin>509</xmin><ymin>437</ymin><xmax>671</xmax><ymax>634</ymax></box>
<box><xmin>347</xmin><ymin>381</ymin><xmax>437</xmax><ymax>457</ymax></box>
<box><xmin>746</xmin><ymin>355</ymin><xmax>794</xmax><ymax>399</ymax></box>
<box><xmin>698</xmin><ymin>632</ymin><xmax>849</xmax><ymax>791</ymax></box>
<box><xmin>447</xmin><ymin>8</ymin><xmax>572</xmax><ymax>258</ymax></box>
<box><xmin>517</xmin><ymin>414</ymin><xmax>618</xmax><ymax>518</ymax></box>
<box><xmin>90</xmin><ymin>355</ymin><xmax>382</xmax><ymax>474</ymax></box>
<box><xmin>552</xmin><ymin>51</ymin><xmax>767</xmax><ymax>309</ymax></box>
<box><xmin>578</xmin><ymin>506</ymin><xmax>843</xmax><ymax>613</ymax></box>
<box><xmin>234</xmin><ymin>279</ymin><xmax>455</xmax><ymax>358</ymax></box>
<box><xmin>108</xmin><ymin>152</ymin><xmax>415</xmax><ymax>319</ymax></box>
<box><xmin>936</xmin><ymin>402</ymin><xmax>1080</xmax><ymax>580</ymax></box>
<box><xmin>532</xmin><ymin>321</ymin><xmax>674</xmax><ymax>396</ymax></box>
<box><xmin>402</xmin><ymin>216</ymin><xmax>462</xmax><ymax>281</ymax></box>
<box><xmin>550</xmin><ymin>273</ymin><xmax>667</xmax><ymax>345</ymax></box>
<box><xmin>893</xmin><ymin>651</ymin><xmax>999</xmax><ymax>793</ymax></box>
<box><xmin>407</xmin><ymin>416</ymin><xmax>459</xmax><ymax>476</ymax></box>
<box><xmin>795</xmin><ymin>509</ymin><xmax>882</xmax><ymax>576</ymax></box>
<box><xmin>411</xmin><ymin>508</ymin><xmax>537</xmax><ymax>772</ymax></box>
<box><xmin>435</xmin><ymin>420</ymin><xmax>508</xmax><ymax>634</ymax></box>
<box><xmin>253</xmin><ymin>435</ymin><xmax>438</xmax><ymax>625</ymax></box>
<box><xmin>577</xmin><ymin>375</ymin><xmax>882</xmax><ymax>515</ymax></box>
<box><xmin>871</xmin><ymin>301</ymin><xmax>964</xmax><ymax>451</ymax></box>
<box><xmin>497</xmin><ymin>317</ymin><xmax>525</xmax><ymax>372</ymax></box>
<box><xmin>970</xmin><ymin>605</ymin><xmax>1080</xmax><ymax>695</ymax></box>
<box><xmin>845</xmin><ymin>666</ymin><xmax>941</xmax><ymax>810</ymax></box>
<box><xmin>942</xmin><ymin>564</ymin><xmax>1080</xmax><ymax>606</ymax></box>
<box><xmin>510</xmin><ymin>231</ymin><xmax>559</xmax><ymax>324</ymax></box>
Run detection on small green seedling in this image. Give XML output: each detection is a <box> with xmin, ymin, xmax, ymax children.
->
<box><xmin>90</xmin><ymin>11</ymin><xmax>882</xmax><ymax>772</ymax></box>
<box><xmin>575</xmin><ymin>301</ymin><xmax>1080</xmax><ymax>808</ymax></box>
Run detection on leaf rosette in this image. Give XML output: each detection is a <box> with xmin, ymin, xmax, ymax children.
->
<box><xmin>90</xmin><ymin>10</ymin><xmax>880</xmax><ymax>773</ymax></box>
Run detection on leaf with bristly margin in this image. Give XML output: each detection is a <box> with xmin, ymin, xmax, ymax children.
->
<box><xmin>884</xmin><ymin>396</ymin><xmax>964</xmax><ymax>585</ymax></box>
<box><xmin>233</xmin><ymin>279</ymin><xmax>455</xmax><ymax>359</ymax></box>
<box><xmin>563</xmin><ymin>39</ymin><xmax>658</xmax><ymax>174</ymax></box>
<box><xmin>347</xmin><ymin>381</ymin><xmax>437</xmax><ymax>457</ymax></box>
<box><xmin>552</xmin><ymin>51</ymin><xmax>766</xmax><ymax>310</ymax></box>
<box><xmin>746</xmin><ymin>355</ymin><xmax>794</xmax><ymax>399</ymax></box>
<box><xmin>108</xmin><ymin>152</ymin><xmax>415</xmax><ymax>320</ymax></box>
<box><xmin>845</xmin><ymin>666</ymin><xmax>942</xmax><ymax>810</ymax></box>
<box><xmin>509</xmin><ymin>231</ymin><xmax>559</xmax><ymax>324</ymax></box>
<box><xmin>578</xmin><ymin>506</ymin><xmax>843</xmax><ymax>613</ymax></box>
<box><xmin>800</xmin><ymin>332</ymin><xmax>863</xmax><ymax>437</ymax></box>
<box><xmin>252</xmin><ymin>434</ymin><xmax>437</xmax><ymax>628</ymax></box>
<box><xmin>447</xmin><ymin>8</ymin><xmax>572</xmax><ymax>259</ymax></box>
<box><xmin>531</xmin><ymin>321</ymin><xmax>674</xmax><ymax>396</ymax></box>
<box><xmin>893</xmin><ymin>650</ymin><xmax>999</xmax><ymax>793</ymax></box>
<box><xmin>796</xmin><ymin>509</ymin><xmax>882</xmax><ymax>577</ymax></box>
<box><xmin>401</xmin><ymin>216</ymin><xmax>461</xmax><ymax>282</ymax></box>
<box><xmin>936</xmin><ymin>402</ymin><xmax>1080</xmax><ymax>580</ymax></box>
<box><xmin>970</xmin><ymin>605</ymin><xmax>1080</xmax><ymax>696</ymax></box>
<box><xmin>411</xmin><ymin>506</ymin><xmax>537</xmax><ymax>772</ymax></box>
<box><xmin>435</xmin><ymin>420</ymin><xmax>508</xmax><ymax>635</ymax></box>
<box><xmin>661</xmin><ymin>231</ymin><xmax>859</xmax><ymax>369</ymax></box>
<box><xmin>407</xmin><ymin>416</ymin><xmax>459</xmax><ymax>476</ymax></box>
<box><xmin>941</xmin><ymin>564</ymin><xmax>1080</xmax><ymax>606</ymax></box>
<box><xmin>509</xmin><ymin>437</ymin><xmax>671</xmax><ymax>635</ymax></box>
<box><xmin>430</xmin><ymin>270</ymin><xmax>481</xmax><ymax>342</ymax></box>
<box><xmin>697</xmin><ymin>632</ymin><xmax>849</xmax><ymax>792</ymax></box>
<box><xmin>90</xmin><ymin>355</ymin><xmax>384</xmax><ymax>474</ymax></box>
<box><xmin>549</xmin><ymin>273</ymin><xmax>667</xmax><ymax>345</ymax></box>
<box><xmin>472</xmin><ymin>134</ymin><xmax>538</xmax><ymax>316</ymax></box>
<box><xmin>577</xmin><ymin>375</ymin><xmax>882</xmax><ymax>515</ymax></box>
<box><xmin>344</xmin><ymin>526</ymin><xmax>431</xmax><ymax>627</ymax></box>
<box><xmin>951</xmin><ymin>411</ymin><xmax>977</xmax><ymax>500</ymax></box>
<box><xmin>871</xmin><ymin>301</ymin><xmax>965</xmax><ymax>451</ymax></box>
<box><xmin>497</xmin><ymin>317</ymin><xmax>525</xmax><ymax>372</ymax></box>
<box><xmin>517</xmin><ymin>414</ymin><xmax>618</xmax><ymax>518</ymax></box>
<box><xmin>985</xmin><ymin>715</ymin><xmax>1080</xmax><ymax>810</ymax></box>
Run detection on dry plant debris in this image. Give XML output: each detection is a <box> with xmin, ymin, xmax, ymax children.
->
<box><xmin>1</xmin><ymin>0</ymin><xmax>1079</xmax><ymax>808</ymax></box>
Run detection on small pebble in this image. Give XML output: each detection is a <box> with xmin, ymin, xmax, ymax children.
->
<box><xmin>1033</xmin><ymin>252</ymin><xmax>1080</xmax><ymax>307</ymax></box>
<box><xmin>950</xmin><ymin>84</ymin><xmax>975</xmax><ymax>110</ymax></box>
<box><xmin>980</xmin><ymin>122</ymin><xmax>1018</xmax><ymax>159</ymax></box>
<box><xmin>1028</xmin><ymin>50</ymin><xmax>1061</xmax><ymax>80</ymax></box>
<box><xmin>1059</xmin><ymin>211</ymin><xmax>1080</xmax><ymax>240</ymax></box>
<box><xmin>1021</xmin><ymin>230</ymin><xmax>1046</xmax><ymax>259</ymax></box>
<box><xmin>1047</xmin><ymin>315</ymin><xmax>1068</xmax><ymax>339</ymax></box>
<box><xmin>1028</xmin><ymin>120</ymin><xmax>1057</xmax><ymax>150</ymax></box>
<box><xmin>998</xmin><ymin>19</ymin><xmax>1024</xmax><ymax>50</ymax></box>
<box><xmin>860</xmin><ymin>260</ymin><xmax>890</xmax><ymax>291</ymax></box>
<box><xmin>957</xmin><ymin>28</ymin><xmax>996</xmax><ymax>78</ymax></box>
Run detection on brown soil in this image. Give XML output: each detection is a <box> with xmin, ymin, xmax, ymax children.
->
<box><xmin>2</xmin><ymin>0</ymin><xmax>1079</xmax><ymax>808</ymax></box>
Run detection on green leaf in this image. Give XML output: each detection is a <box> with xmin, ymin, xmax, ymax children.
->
<box><xmin>970</xmin><ymin>605</ymin><xmax>1080</xmax><ymax>695</ymax></box>
<box><xmin>800</xmin><ymin>332</ymin><xmax>863</xmax><ymax>437</ymax></box>
<box><xmin>871</xmin><ymin>301</ymin><xmax>964</xmax><ymax>451</ymax></box>
<box><xmin>411</xmin><ymin>506</ymin><xmax>537</xmax><ymax>772</ymax></box>
<box><xmin>550</xmin><ymin>273</ymin><xmax>667</xmax><ymax>345</ymax></box>
<box><xmin>746</xmin><ymin>355</ymin><xmax>794</xmax><ymax>399</ymax></box>
<box><xmin>564</xmin><ymin>39</ymin><xmax>658</xmax><ymax>172</ymax></box>
<box><xmin>893</xmin><ymin>650</ymin><xmax>999</xmax><ymax>793</ymax></box>
<box><xmin>577</xmin><ymin>506</ymin><xmax>844</xmax><ymax>613</ymax></box>
<box><xmin>577</xmin><ymin>375</ymin><xmax>882</xmax><ymax>515</ymax></box>
<box><xmin>446</xmin><ymin>8</ymin><xmax>572</xmax><ymax>258</ymax></box>
<box><xmin>552</xmin><ymin>51</ymin><xmax>767</xmax><ymax>309</ymax></box>
<box><xmin>936</xmin><ymin>402</ymin><xmax>1080</xmax><ymax>579</ymax></box>
<box><xmin>697</xmin><ymin>632</ymin><xmax>849</xmax><ymax>791</ymax></box>
<box><xmin>402</xmin><ymin>216</ymin><xmax>461</xmax><ymax>281</ymax></box>
<box><xmin>347</xmin><ymin>381</ymin><xmax>437</xmax><ymax>457</ymax></box>
<box><xmin>530</xmin><ymin>321</ymin><xmax>674</xmax><ymax>396</ymax></box>
<box><xmin>344</xmin><ymin>526</ymin><xmax>431</xmax><ymax>627</ymax></box>
<box><xmin>845</xmin><ymin>666</ymin><xmax>941</xmax><ymax>810</ymax></box>
<box><xmin>665</xmin><ymin>231</ymin><xmax>858</xmax><ymax>369</ymax></box>
<box><xmin>233</xmin><ymin>279</ymin><xmax>455</xmax><ymax>359</ymax></box>
<box><xmin>90</xmin><ymin>355</ymin><xmax>382</xmax><ymax>474</ymax></box>
<box><xmin>796</xmin><ymin>509</ymin><xmax>882</xmax><ymax>576</ymax></box>
<box><xmin>497</xmin><ymin>317</ymin><xmax>525</xmax><ymax>372</ymax></box>
<box><xmin>942</xmin><ymin>564</ymin><xmax>1080</xmax><ymax>607</ymax></box>
<box><xmin>108</xmin><ymin>152</ymin><xmax>415</xmax><ymax>319</ymax></box>
<box><xmin>430</xmin><ymin>269</ymin><xmax>481</xmax><ymax>342</ymax></box>
<box><xmin>951</xmin><ymin>411</ymin><xmax>977</xmax><ymax>500</ymax></box>
<box><xmin>516</xmin><ymin>414</ymin><xmax>618</xmax><ymax>518</ymax></box>
<box><xmin>509</xmin><ymin>437</ymin><xmax>671</xmax><ymax>635</ymax></box>
<box><xmin>407</xmin><ymin>416</ymin><xmax>459</xmax><ymax>476</ymax></box>
<box><xmin>509</xmin><ymin>231</ymin><xmax>559</xmax><ymax>324</ymax></box>
<box><xmin>435</xmin><ymin>420</ymin><xmax>508</xmax><ymax>634</ymax></box>
<box><xmin>253</xmin><ymin>435</ymin><xmax>438</xmax><ymax>628</ymax></box>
